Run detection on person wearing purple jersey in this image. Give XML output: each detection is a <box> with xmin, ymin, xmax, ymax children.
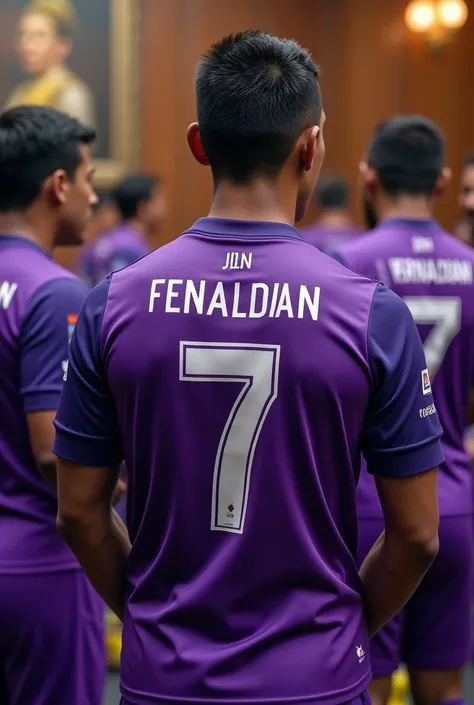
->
<box><xmin>301</xmin><ymin>172</ymin><xmax>361</xmax><ymax>251</ymax></box>
<box><xmin>0</xmin><ymin>105</ymin><xmax>107</xmax><ymax>705</ymax></box>
<box><xmin>331</xmin><ymin>116</ymin><xmax>474</xmax><ymax>705</ymax></box>
<box><xmin>54</xmin><ymin>31</ymin><xmax>441</xmax><ymax>705</ymax></box>
<box><xmin>76</xmin><ymin>173</ymin><xmax>165</xmax><ymax>287</ymax></box>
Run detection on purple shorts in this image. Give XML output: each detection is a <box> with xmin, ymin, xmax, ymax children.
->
<box><xmin>358</xmin><ymin>514</ymin><xmax>473</xmax><ymax>675</ymax></box>
<box><xmin>0</xmin><ymin>570</ymin><xmax>106</xmax><ymax>705</ymax></box>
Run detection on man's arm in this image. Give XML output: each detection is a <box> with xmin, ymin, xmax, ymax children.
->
<box><xmin>53</xmin><ymin>276</ymin><xmax>130</xmax><ymax>620</ymax></box>
<box><xmin>20</xmin><ymin>277</ymin><xmax>87</xmax><ymax>490</ymax></box>
<box><xmin>359</xmin><ymin>284</ymin><xmax>442</xmax><ymax>637</ymax></box>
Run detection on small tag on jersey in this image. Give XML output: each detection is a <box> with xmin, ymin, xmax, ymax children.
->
<box><xmin>421</xmin><ymin>368</ymin><xmax>432</xmax><ymax>396</ymax></box>
<box><xmin>67</xmin><ymin>314</ymin><xmax>78</xmax><ymax>343</ymax></box>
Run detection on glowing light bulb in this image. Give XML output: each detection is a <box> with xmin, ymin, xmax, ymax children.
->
<box><xmin>405</xmin><ymin>1</ymin><xmax>437</xmax><ymax>32</ymax></box>
<box><xmin>436</xmin><ymin>0</ymin><xmax>468</xmax><ymax>29</ymax></box>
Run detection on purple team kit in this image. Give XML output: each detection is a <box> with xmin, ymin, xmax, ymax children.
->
<box><xmin>54</xmin><ymin>217</ymin><xmax>443</xmax><ymax>705</ymax></box>
<box><xmin>301</xmin><ymin>223</ymin><xmax>361</xmax><ymax>253</ymax></box>
<box><xmin>76</xmin><ymin>223</ymin><xmax>150</xmax><ymax>288</ymax></box>
<box><xmin>333</xmin><ymin>218</ymin><xmax>474</xmax><ymax>674</ymax></box>
<box><xmin>0</xmin><ymin>236</ymin><xmax>105</xmax><ymax>703</ymax></box>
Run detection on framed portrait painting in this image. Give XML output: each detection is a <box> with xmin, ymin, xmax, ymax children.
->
<box><xmin>0</xmin><ymin>0</ymin><xmax>140</xmax><ymax>186</ymax></box>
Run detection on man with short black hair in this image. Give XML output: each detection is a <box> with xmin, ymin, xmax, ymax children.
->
<box><xmin>0</xmin><ymin>104</ymin><xmax>107</xmax><ymax>705</ymax></box>
<box><xmin>78</xmin><ymin>173</ymin><xmax>165</xmax><ymax>287</ymax></box>
<box><xmin>54</xmin><ymin>33</ymin><xmax>441</xmax><ymax>705</ymax></box>
<box><xmin>302</xmin><ymin>172</ymin><xmax>361</xmax><ymax>250</ymax></box>
<box><xmin>332</xmin><ymin>115</ymin><xmax>474</xmax><ymax>705</ymax></box>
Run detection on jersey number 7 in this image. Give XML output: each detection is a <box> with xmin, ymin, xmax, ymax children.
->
<box><xmin>180</xmin><ymin>342</ymin><xmax>281</xmax><ymax>534</ymax></box>
<box><xmin>403</xmin><ymin>296</ymin><xmax>462</xmax><ymax>380</ymax></box>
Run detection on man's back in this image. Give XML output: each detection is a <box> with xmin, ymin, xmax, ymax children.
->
<box><xmin>77</xmin><ymin>223</ymin><xmax>149</xmax><ymax>287</ymax></box>
<box><xmin>335</xmin><ymin>217</ymin><xmax>474</xmax><ymax>517</ymax></box>
<box><xmin>55</xmin><ymin>217</ymin><xmax>442</xmax><ymax>704</ymax></box>
<box><xmin>0</xmin><ymin>235</ymin><xmax>85</xmax><ymax>571</ymax></box>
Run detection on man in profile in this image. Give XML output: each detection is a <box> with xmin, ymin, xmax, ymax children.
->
<box><xmin>54</xmin><ymin>32</ymin><xmax>441</xmax><ymax>705</ymax></box>
<box><xmin>0</xmin><ymin>105</ymin><xmax>106</xmax><ymax>705</ymax></box>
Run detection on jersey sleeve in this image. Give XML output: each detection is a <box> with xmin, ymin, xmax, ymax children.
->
<box><xmin>53</xmin><ymin>276</ymin><xmax>124</xmax><ymax>466</ymax></box>
<box><xmin>20</xmin><ymin>277</ymin><xmax>87</xmax><ymax>413</ymax></box>
<box><xmin>361</xmin><ymin>283</ymin><xmax>444</xmax><ymax>477</ymax></box>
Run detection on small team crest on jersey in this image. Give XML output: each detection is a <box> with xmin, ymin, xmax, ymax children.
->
<box><xmin>67</xmin><ymin>314</ymin><xmax>78</xmax><ymax>343</ymax></box>
<box><xmin>421</xmin><ymin>368</ymin><xmax>432</xmax><ymax>396</ymax></box>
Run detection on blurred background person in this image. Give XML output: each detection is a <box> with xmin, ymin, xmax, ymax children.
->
<box><xmin>75</xmin><ymin>189</ymin><xmax>120</xmax><ymax>286</ymax></box>
<box><xmin>76</xmin><ymin>173</ymin><xmax>165</xmax><ymax>288</ymax></box>
<box><xmin>301</xmin><ymin>172</ymin><xmax>361</xmax><ymax>251</ymax></box>
<box><xmin>455</xmin><ymin>154</ymin><xmax>474</xmax><ymax>246</ymax></box>
<box><xmin>5</xmin><ymin>0</ymin><xmax>95</xmax><ymax>127</ymax></box>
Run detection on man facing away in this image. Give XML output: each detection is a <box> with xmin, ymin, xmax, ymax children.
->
<box><xmin>54</xmin><ymin>32</ymin><xmax>441</xmax><ymax>705</ymax></box>
<box><xmin>301</xmin><ymin>172</ymin><xmax>361</xmax><ymax>252</ymax></box>
<box><xmin>76</xmin><ymin>173</ymin><xmax>165</xmax><ymax>287</ymax></box>
<box><xmin>331</xmin><ymin>116</ymin><xmax>474</xmax><ymax>705</ymax></box>
<box><xmin>0</xmin><ymin>106</ymin><xmax>106</xmax><ymax>705</ymax></box>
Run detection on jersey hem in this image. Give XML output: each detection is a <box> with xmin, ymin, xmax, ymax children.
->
<box><xmin>120</xmin><ymin>669</ymin><xmax>372</xmax><ymax>705</ymax></box>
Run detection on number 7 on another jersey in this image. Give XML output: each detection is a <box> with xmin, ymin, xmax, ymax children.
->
<box><xmin>179</xmin><ymin>342</ymin><xmax>281</xmax><ymax>534</ymax></box>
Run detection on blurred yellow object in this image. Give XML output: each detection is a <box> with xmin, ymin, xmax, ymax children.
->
<box><xmin>388</xmin><ymin>667</ymin><xmax>410</xmax><ymax>705</ymax></box>
<box><xmin>105</xmin><ymin>609</ymin><xmax>122</xmax><ymax>669</ymax></box>
<box><xmin>437</xmin><ymin>0</ymin><xmax>468</xmax><ymax>29</ymax></box>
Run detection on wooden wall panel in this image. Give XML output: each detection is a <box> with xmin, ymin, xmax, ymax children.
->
<box><xmin>56</xmin><ymin>0</ymin><xmax>474</xmax><ymax>270</ymax></box>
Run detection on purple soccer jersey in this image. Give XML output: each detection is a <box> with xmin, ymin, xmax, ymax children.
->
<box><xmin>76</xmin><ymin>223</ymin><xmax>150</xmax><ymax>288</ymax></box>
<box><xmin>301</xmin><ymin>223</ymin><xmax>362</xmax><ymax>253</ymax></box>
<box><xmin>333</xmin><ymin>218</ymin><xmax>474</xmax><ymax>518</ymax></box>
<box><xmin>54</xmin><ymin>218</ymin><xmax>442</xmax><ymax>705</ymax></box>
<box><xmin>0</xmin><ymin>235</ymin><xmax>88</xmax><ymax>573</ymax></box>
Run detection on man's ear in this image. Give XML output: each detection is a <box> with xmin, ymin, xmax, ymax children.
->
<box><xmin>187</xmin><ymin>123</ymin><xmax>209</xmax><ymax>166</ymax></box>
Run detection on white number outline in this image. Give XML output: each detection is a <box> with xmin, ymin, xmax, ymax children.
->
<box><xmin>179</xmin><ymin>342</ymin><xmax>280</xmax><ymax>534</ymax></box>
<box><xmin>403</xmin><ymin>296</ymin><xmax>462</xmax><ymax>380</ymax></box>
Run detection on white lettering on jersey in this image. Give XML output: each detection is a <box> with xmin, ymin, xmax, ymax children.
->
<box><xmin>148</xmin><ymin>279</ymin><xmax>321</xmax><ymax>321</ymax></box>
<box><xmin>388</xmin><ymin>258</ymin><xmax>473</xmax><ymax>285</ymax></box>
<box><xmin>0</xmin><ymin>280</ymin><xmax>18</xmax><ymax>310</ymax></box>
<box><xmin>222</xmin><ymin>252</ymin><xmax>253</xmax><ymax>270</ymax></box>
<box><xmin>411</xmin><ymin>236</ymin><xmax>434</xmax><ymax>254</ymax></box>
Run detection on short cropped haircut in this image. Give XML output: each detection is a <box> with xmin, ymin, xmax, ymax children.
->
<box><xmin>113</xmin><ymin>174</ymin><xmax>161</xmax><ymax>220</ymax></box>
<box><xmin>196</xmin><ymin>30</ymin><xmax>322</xmax><ymax>183</ymax></box>
<box><xmin>315</xmin><ymin>174</ymin><xmax>350</xmax><ymax>209</ymax></box>
<box><xmin>0</xmin><ymin>105</ymin><xmax>95</xmax><ymax>213</ymax></box>
<box><xmin>368</xmin><ymin>116</ymin><xmax>444</xmax><ymax>197</ymax></box>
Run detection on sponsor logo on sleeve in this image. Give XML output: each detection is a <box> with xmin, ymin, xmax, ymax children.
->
<box><xmin>421</xmin><ymin>368</ymin><xmax>432</xmax><ymax>396</ymax></box>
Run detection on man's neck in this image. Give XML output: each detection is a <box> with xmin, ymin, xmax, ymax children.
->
<box><xmin>317</xmin><ymin>211</ymin><xmax>353</xmax><ymax>228</ymax></box>
<box><xmin>35</xmin><ymin>64</ymin><xmax>67</xmax><ymax>81</ymax></box>
<box><xmin>209</xmin><ymin>179</ymin><xmax>296</xmax><ymax>225</ymax></box>
<box><xmin>0</xmin><ymin>213</ymin><xmax>52</xmax><ymax>254</ymax></box>
<box><xmin>124</xmin><ymin>217</ymin><xmax>146</xmax><ymax>237</ymax></box>
<box><xmin>379</xmin><ymin>196</ymin><xmax>433</xmax><ymax>223</ymax></box>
